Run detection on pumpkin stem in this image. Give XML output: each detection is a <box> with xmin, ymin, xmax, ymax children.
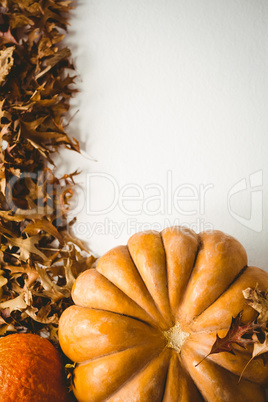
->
<box><xmin>163</xmin><ymin>322</ymin><xmax>189</xmax><ymax>353</ymax></box>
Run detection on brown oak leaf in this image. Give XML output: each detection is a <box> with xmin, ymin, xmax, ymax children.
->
<box><xmin>196</xmin><ymin>311</ymin><xmax>263</xmax><ymax>366</ymax></box>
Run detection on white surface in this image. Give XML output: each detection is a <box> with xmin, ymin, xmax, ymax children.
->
<box><xmin>59</xmin><ymin>0</ymin><xmax>268</xmax><ymax>269</ymax></box>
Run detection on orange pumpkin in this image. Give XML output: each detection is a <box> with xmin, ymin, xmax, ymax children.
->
<box><xmin>59</xmin><ymin>227</ymin><xmax>268</xmax><ymax>401</ymax></box>
<box><xmin>0</xmin><ymin>333</ymin><xmax>72</xmax><ymax>401</ymax></box>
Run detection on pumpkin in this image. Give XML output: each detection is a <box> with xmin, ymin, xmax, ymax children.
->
<box><xmin>0</xmin><ymin>333</ymin><xmax>72</xmax><ymax>401</ymax></box>
<box><xmin>59</xmin><ymin>227</ymin><xmax>268</xmax><ymax>401</ymax></box>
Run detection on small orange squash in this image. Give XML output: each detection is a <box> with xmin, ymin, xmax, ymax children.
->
<box><xmin>0</xmin><ymin>333</ymin><xmax>72</xmax><ymax>401</ymax></box>
<box><xmin>59</xmin><ymin>227</ymin><xmax>268</xmax><ymax>401</ymax></box>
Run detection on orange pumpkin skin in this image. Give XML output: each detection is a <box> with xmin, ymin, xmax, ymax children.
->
<box><xmin>0</xmin><ymin>333</ymin><xmax>72</xmax><ymax>402</ymax></box>
<box><xmin>59</xmin><ymin>227</ymin><xmax>268</xmax><ymax>401</ymax></box>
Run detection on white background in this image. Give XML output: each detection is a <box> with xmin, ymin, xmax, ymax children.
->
<box><xmin>58</xmin><ymin>0</ymin><xmax>268</xmax><ymax>270</ymax></box>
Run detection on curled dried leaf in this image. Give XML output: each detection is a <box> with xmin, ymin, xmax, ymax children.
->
<box><xmin>243</xmin><ymin>286</ymin><xmax>268</xmax><ymax>324</ymax></box>
<box><xmin>0</xmin><ymin>46</ymin><xmax>15</xmax><ymax>84</ymax></box>
<box><xmin>0</xmin><ymin>293</ymin><xmax>28</xmax><ymax>313</ymax></box>
<box><xmin>0</xmin><ymin>270</ymin><xmax>7</xmax><ymax>297</ymax></box>
<box><xmin>25</xmin><ymin>304</ymin><xmax>59</xmax><ymax>325</ymax></box>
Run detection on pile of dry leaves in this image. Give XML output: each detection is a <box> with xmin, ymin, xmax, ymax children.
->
<box><xmin>0</xmin><ymin>0</ymin><xmax>94</xmax><ymax>343</ymax></box>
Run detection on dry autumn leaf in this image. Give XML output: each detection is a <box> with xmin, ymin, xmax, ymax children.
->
<box><xmin>252</xmin><ymin>332</ymin><xmax>268</xmax><ymax>361</ymax></box>
<box><xmin>239</xmin><ymin>285</ymin><xmax>268</xmax><ymax>373</ymax></box>
<box><xmin>6</xmin><ymin>235</ymin><xmax>48</xmax><ymax>262</ymax></box>
<box><xmin>243</xmin><ymin>286</ymin><xmax>268</xmax><ymax>324</ymax></box>
<box><xmin>0</xmin><ymin>293</ymin><xmax>28</xmax><ymax>313</ymax></box>
<box><xmin>239</xmin><ymin>332</ymin><xmax>268</xmax><ymax>382</ymax></box>
<box><xmin>0</xmin><ymin>270</ymin><xmax>7</xmax><ymax>297</ymax></box>
<box><xmin>23</xmin><ymin>219</ymin><xmax>64</xmax><ymax>245</ymax></box>
<box><xmin>196</xmin><ymin>311</ymin><xmax>264</xmax><ymax>367</ymax></box>
<box><xmin>25</xmin><ymin>304</ymin><xmax>59</xmax><ymax>325</ymax></box>
<box><xmin>201</xmin><ymin>286</ymin><xmax>268</xmax><ymax>381</ymax></box>
<box><xmin>0</xmin><ymin>46</ymin><xmax>14</xmax><ymax>84</ymax></box>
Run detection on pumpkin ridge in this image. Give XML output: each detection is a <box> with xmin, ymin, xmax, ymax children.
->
<box><xmin>75</xmin><ymin>343</ymin><xmax>156</xmax><ymax>367</ymax></box>
<box><xmin>174</xmin><ymin>233</ymin><xmax>201</xmax><ymax>312</ymax></box>
<box><xmin>105</xmin><ymin>349</ymin><xmax>167</xmax><ymax>400</ymax></box>
<box><xmin>126</xmin><ymin>241</ymin><xmax>172</xmax><ymax>329</ymax></box>
<box><xmin>127</xmin><ymin>231</ymin><xmax>173</xmax><ymax>328</ymax></box>
<box><xmin>171</xmin><ymin>238</ymin><xmax>202</xmax><ymax>324</ymax></box>
<box><xmin>97</xmin><ymin>245</ymin><xmax>167</xmax><ymax>329</ymax></box>
<box><xmin>159</xmin><ymin>231</ymin><xmax>173</xmax><ymax>323</ymax></box>
<box><xmin>106</xmin><ymin>347</ymin><xmax>171</xmax><ymax>402</ymax></box>
<box><xmin>163</xmin><ymin>351</ymin><xmax>203</xmax><ymax>401</ymax></box>
<box><xmin>168</xmin><ymin>235</ymin><xmax>200</xmax><ymax>325</ymax></box>
<box><xmin>58</xmin><ymin>306</ymin><xmax>164</xmax><ymax>363</ymax></box>
<box><xmin>72</xmin><ymin>269</ymin><xmax>161</xmax><ymax>329</ymax></box>
<box><xmin>73</xmin><ymin>343</ymin><xmax>166</xmax><ymax>401</ymax></box>
<box><xmin>191</xmin><ymin>265</ymin><xmax>248</xmax><ymax>322</ymax></box>
<box><xmin>206</xmin><ymin>349</ymin><xmax>268</xmax><ymax>386</ymax></box>
<box><xmin>79</xmin><ymin>306</ymin><xmax>159</xmax><ymax>329</ymax></box>
<box><xmin>189</xmin><ymin>327</ymin><xmax>231</xmax><ymax>335</ymax></box>
<box><xmin>178</xmin><ymin>351</ymin><xmax>207</xmax><ymax>402</ymax></box>
<box><xmin>178</xmin><ymin>231</ymin><xmax>248</xmax><ymax>324</ymax></box>
<box><xmin>159</xmin><ymin>352</ymin><xmax>170</xmax><ymax>402</ymax></box>
<box><xmin>209</xmin><ymin>358</ymin><xmax>268</xmax><ymax>393</ymax></box>
<box><xmin>192</xmin><ymin>266</ymin><xmax>268</xmax><ymax>334</ymax></box>
<box><xmin>181</xmin><ymin>344</ymin><xmax>266</xmax><ymax>402</ymax></box>
<box><xmin>186</xmin><ymin>329</ymin><xmax>268</xmax><ymax>387</ymax></box>
<box><xmin>71</xmin><ymin>334</ymin><xmax>165</xmax><ymax>369</ymax></box>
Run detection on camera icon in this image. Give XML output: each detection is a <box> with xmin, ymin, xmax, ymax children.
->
<box><xmin>227</xmin><ymin>170</ymin><xmax>263</xmax><ymax>232</ymax></box>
